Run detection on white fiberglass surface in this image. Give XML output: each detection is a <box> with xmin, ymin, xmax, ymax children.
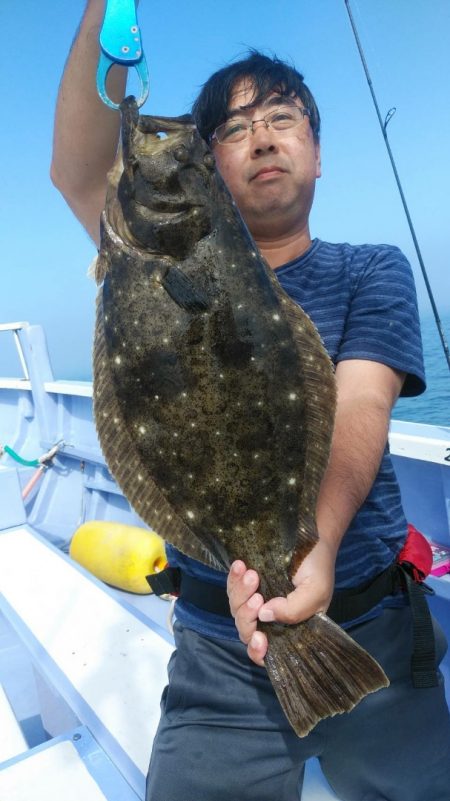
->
<box><xmin>0</xmin><ymin>528</ymin><xmax>173</xmax><ymax>775</ymax></box>
<box><xmin>0</xmin><ymin>685</ymin><xmax>27</xmax><ymax>762</ymax></box>
<box><xmin>0</xmin><ymin>740</ymin><xmax>108</xmax><ymax>801</ymax></box>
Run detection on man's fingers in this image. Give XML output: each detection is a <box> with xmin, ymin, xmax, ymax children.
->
<box><xmin>227</xmin><ymin>562</ymin><xmax>260</xmax><ymax>616</ymax></box>
<box><xmin>234</xmin><ymin>591</ymin><xmax>265</xmax><ymax>645</ymax></box>
<box><xmin>248</xmin><ymin>631</ymin><xmax>267</xmax><ymax>667</ymax></box>
<box><xmin>258</xmin><ymin>585</ymin><xmax>329</xmax><ymax>626</ymax></box>
<box><xmin>227</xmin><ymin>562</ymin><xmax>267</xmax><ymax>661</ymax></box>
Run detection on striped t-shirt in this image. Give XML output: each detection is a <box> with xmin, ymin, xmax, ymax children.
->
<box><xmin>165</xmin><ymin>239</ymin><xmax>425</xmax><ymax>639</ymax></box>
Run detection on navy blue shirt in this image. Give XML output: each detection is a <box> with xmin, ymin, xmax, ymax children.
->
<box><xmin>166</xmin><ymin>239</ymin><xmax>425</xmax><ymax>639</ymax></box>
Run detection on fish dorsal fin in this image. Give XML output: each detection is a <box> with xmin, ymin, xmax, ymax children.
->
<box><xmin>93</xmin><ymin>293</ymin><xmax>228</xmax><ymax>572</ymax></box>
<box><xmin>268</xmin><ymin>272</ymin><xmax>337</xmax><ymax>575</ymax></box>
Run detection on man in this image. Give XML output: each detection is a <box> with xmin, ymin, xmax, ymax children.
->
<box><xmin>52</xmin><ymin>4</ymin><xmax>450</xmax><ymax>799</ymax></box>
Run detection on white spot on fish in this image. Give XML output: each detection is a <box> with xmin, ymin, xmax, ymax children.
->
<box><xmin>190</xmin><ymin>422</ymin><xmax>196</xmax><ymax>428</ymax></box>
<box><xmin>166</xmin><ymin>514</ymin><xmax>173</xmax><ymax>521</ymax></box>
<box><xmin>288</xmin><ymin>477</ymin><xmax>296</xmax><ymax>486</ymax></box>
<box><xmin>137</xmin><ymin>474</ymin><xmax>143</xmax><ymax>481</ymax></box>
<box><xmin>173</xmin><ymin>432</ymin><xmax>179</xmax><ymax>438</ymax></box>
<box><xmin>272</xmin><ymin>314</ymin><xmax>280</xmax><ymax>321</ymax></box>
<box><xmin>139</xmin><ymin>426</ymin><xmax>146</xmax><ymax>434</ymax></box>
<box><xmin>154</xmin><ymin>395</ymin><xmax>160</xmax><ymax>400</ymax></box>
<box><xmin>163</xmin><ymin>337</ymin><xmax>169</xmax><ymax>344</ymax></box>
<box><xmin>186</xmin><ymin>510</ymin><xmax>195</xmax><ymax>520</ymax></box>
<box><xmin>114</xmin><ymin>356</ymin><xmax>122</xmax><ymax>365</ymax></box>
<box><xmin>289</xmin><ymin>392</ymin><xmax>297</xmax><ymax>401</ymax></box>
<box><xmin>114</xmin><ymin>417</ymin><xmax>119</xmax><ymax>424</ymax></box>
<box><xmin>253</xmin><ymin>453</ymin><xmax>260</xmax><ymax>460</ymax></box>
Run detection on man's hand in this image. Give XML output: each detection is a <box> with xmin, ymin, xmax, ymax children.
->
<box><xmin>227</xmin><ymin>539</ymin><xmax>337</xmax><ymax>666</ymax></box>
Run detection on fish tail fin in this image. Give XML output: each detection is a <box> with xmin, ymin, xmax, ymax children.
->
<box><xmin>263</xmin><ymin>612</ymin><xmax>389</xmax><ymax>737</ymax></box>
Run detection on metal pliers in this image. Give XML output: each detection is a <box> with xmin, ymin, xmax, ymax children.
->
<box><xmin>96</xmin><ymin>0</ymin><xmax>149</xmax><ymax>109</ymax></box>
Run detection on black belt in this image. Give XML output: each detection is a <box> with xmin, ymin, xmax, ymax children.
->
<box><xmin>147</xmin><ymin>562</ymin><xmax>437</xmax><ymax>688</ymax></box>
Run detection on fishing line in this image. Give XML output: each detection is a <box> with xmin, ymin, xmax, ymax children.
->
<box><xmin>344</xmin><ymin>0</ymin><xmax>450</xmax><ymax>373</ymax></box>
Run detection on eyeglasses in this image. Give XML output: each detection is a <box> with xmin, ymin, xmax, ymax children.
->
<box><xmin>212</xmin><ymin>105</ymin><xmax>311</xmax><ymax>145</ymax></box>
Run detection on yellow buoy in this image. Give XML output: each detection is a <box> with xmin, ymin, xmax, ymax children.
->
<box><xmin>70</xmin><ymin>520</ymin><xmax>167</xmax><ymax>594</ymax></box>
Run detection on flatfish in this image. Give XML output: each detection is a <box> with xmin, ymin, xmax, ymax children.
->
<box><xmin>93</xmin><ymin>97</ymin><xmax>389</xmax><ymax>737</ymax></box>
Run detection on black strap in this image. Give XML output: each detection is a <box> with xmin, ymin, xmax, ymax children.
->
<box><xmin>148</xmin><ymin>562</ymin><xmax>402</xmax><ymax>622</ymax></box>
<box><xmin>397</xmin><ymin>566</ymin><xmax>438</xmax><ymax>688</ymax></box>
<box><xmin>147</xmin><ymin>569</ymin><xmax>233</xmax><ymax>617</ymax></box>
<box><xmin>327</xmin><ymin>564</ymin><xmax>399</xmax><ymax>624</ymax></box>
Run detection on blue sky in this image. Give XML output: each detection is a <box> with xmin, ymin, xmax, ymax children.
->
<box><xmin>1</xmin><ymin>0</ymin><xmax>449</xmax><ymax>379</ymax></box>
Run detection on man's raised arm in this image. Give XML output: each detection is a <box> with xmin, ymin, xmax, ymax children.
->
<box><xmin>51</xmin><ymin>0</ymin><xmax>129</xmax><ymax>246</ymax></box>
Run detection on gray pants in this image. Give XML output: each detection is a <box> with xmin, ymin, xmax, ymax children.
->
<box><xmin>146</xmin><ymin>607</ymin><xmax>450</xmax><ymax>801</ymax></box>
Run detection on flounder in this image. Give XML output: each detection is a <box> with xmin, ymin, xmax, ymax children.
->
<box><xmin>93</xmin><ymin>97</ymin><xmax>388</xmax><ymax>737</ymax></box>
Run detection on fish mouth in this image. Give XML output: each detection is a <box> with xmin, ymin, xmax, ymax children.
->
<box><xmin>142</xmin><ymin>203</ymin><xmax>205</xmax><ymax>222</ymax></box>
<box><xmin>145</xmin><ymin>195</ymin><xmax>201</xmax><ymax>215</ymax></box>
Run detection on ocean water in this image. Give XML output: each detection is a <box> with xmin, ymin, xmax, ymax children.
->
<box><xmin>392</xmin><ymin>311</ymin><xmax>450</xmax><ymax>427</ymax></box>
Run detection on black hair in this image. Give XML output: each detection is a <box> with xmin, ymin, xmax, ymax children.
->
<box><xmin>192</xmin><ymin>49</ymin><xmax>320</xmax><ymax>144</ymax></box>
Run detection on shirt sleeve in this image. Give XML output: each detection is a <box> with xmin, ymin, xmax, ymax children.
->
<box><xmin>336</xmin><ymin>245</ymin><xmax>425</xmax><ymax>397</ymax></box>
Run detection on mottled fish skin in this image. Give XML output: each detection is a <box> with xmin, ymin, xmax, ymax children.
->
<box><xmin>93</xmin><ymin>96</ymin><xmax>389</xmax><ymax>738</ymax></box>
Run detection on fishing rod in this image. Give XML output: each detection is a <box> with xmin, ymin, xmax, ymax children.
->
<box><xmin>344</xmin><ymin>0</ymin><xmax>450</xmax><ymax>373</ymax></box>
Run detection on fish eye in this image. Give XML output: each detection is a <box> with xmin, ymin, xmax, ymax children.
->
<box><xmin>204</xmin><ymin>153</ymin><xmax>215</xmax><ymax>170</ymax></box>
<box><xmin>174</xmin><ymin>145</ymin><xmax>189</xmax><ymax>163</ymax></box>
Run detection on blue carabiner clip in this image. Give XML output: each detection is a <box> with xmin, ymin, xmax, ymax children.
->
<box><xmin>97</xmin><ymin>0</ymin><xmax>149</xmax><ymax>110</ymax></box>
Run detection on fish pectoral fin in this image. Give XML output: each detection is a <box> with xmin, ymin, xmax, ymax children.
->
<box><xmin>263</xmin><ymin>613</ymin><xmax>389</xmax><ymax>737</ymax></box>
<box><xmin>160</xmin><ymin>264</ymin><xmax>209</xmax><ymax>312</ymax></box>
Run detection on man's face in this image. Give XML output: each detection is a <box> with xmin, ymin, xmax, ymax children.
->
<box><xmin>212</xmin><ymin>80</ymin><xmax>321</xmax><ymax>239</ymax></box>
